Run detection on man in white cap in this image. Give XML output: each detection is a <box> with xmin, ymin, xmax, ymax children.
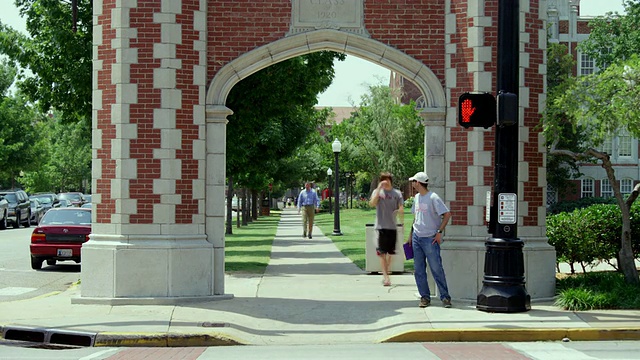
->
<box><xmin>407</xmin><ymin>171</ymin><xmax>452</xmax><ymax>308</ymax></box>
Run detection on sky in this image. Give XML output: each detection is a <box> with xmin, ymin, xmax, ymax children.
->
<box><xmin>0</xmin><ymin>0</ymin><xmax>627</xmax><ymax>106</ymax></box>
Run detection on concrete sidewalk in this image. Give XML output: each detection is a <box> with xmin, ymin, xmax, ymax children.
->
<box><xmin>1</xmin><ymin>207</ymin><xmax>640</xmax><ymax>347</ymax></box>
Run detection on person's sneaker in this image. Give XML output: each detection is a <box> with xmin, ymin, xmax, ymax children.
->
<box><xmin>303</xmin><ymin>232</ymin><xmax>307</xmax><ymax>238</ymax></box>
<box><xmin>419</xmin><ymin>297</ymin><xmax>431</xmax><ymax>308</ymax></box>
<box><xmin>308</xmin><ymin>235</ymin><xmax>312</xmax><ymax>239</ymax></box>
<box><xmin>442</xmin><ymin>298</ymin><xmax>452</xmax><ymax>308</ymax></box>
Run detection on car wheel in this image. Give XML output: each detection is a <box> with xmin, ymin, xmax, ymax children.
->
<box><xmin>46</xmin><ymin>259</ymin><xmax>56</xmax><ymax>266</ymax></box>
<box><xmin>0</xmin><ymin>210</ymin><xmax>6</xmax><ymax>230</ymax></box>
<box><xmin>23</xmin><ymin>210</ymin><xmax>31</xmax><ymax>228</ymax></box>
<box><xmin>31</xmin><ymin>257</ymin><xmax>42</xmax><ymax>270</ymax></box>
<box><xmin>13</xmin><ymin>211</ymin><xmax>20</xmax><ymax>229</ymax></box>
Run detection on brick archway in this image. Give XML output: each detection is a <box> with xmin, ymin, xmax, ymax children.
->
<box><xmin>204</xmin><ymin>29</ymin><xmax>447</xmax><ymax>297</ymax></box>
<box><xmin>206</xmin><ymin>29</ymin><xmax>446</xmax><ymax>109</ymax></box>
<box><xmin>79</xmin><ymin>0</ymin><xmax>555</xmax><ymax>304</ymax></box>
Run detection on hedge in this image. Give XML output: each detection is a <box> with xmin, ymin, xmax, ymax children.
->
<box><xmin>547</xmin><ymin>202</ymin><xmax>640</xmax><ymax>273</ymax></box>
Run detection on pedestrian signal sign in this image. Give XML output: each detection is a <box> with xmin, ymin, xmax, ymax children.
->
<box><xmin>458</xmin><ymin>92</ymin><xmax>496</xmax><ymax>129</ymax></box>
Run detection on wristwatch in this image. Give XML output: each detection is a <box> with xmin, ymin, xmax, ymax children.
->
<box><xmin>436</xmin><ymin>229</ymin><xmax>442</xmax><ymax>234</ymax></box>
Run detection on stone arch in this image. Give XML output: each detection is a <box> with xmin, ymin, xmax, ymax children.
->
<box><xmin>206</xmin><ymin>29</ymin><xmax>446</xmax><ymax>111</ymax></box>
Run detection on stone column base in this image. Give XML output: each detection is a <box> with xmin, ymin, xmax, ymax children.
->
<box><xmin>77</xmin><ymin>234</ymin><xmax>231</xmax><ymax>304</ymax></box>
<box><xmin>441</xmin><ymin>237</ymin><xmax>556</xmax><ymax>300</ymax></box>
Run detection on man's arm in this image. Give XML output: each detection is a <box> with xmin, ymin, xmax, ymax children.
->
<box><xmin>297</xmin><ymin>192</ymin><xmax>303</xmax><ymax>213</ymax></box>
<box><xmin>369</xmin><ymin>181</ymin><xmax>385</xmax><ymax>207</ymax></box>
<box><xmin>433</xmin><ymin>211</ymin><xmax>452</xmax><ymax>245</ymax></box>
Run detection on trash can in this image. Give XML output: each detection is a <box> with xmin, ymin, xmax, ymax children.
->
<box><xmin>261</xmin><ymin>199</ymin><xmax>270</xmax><ymax>216</ymax></box>
<box><xmin>365</xmin><ymin>223</ymin><xmax>405</xmax><ymax>273</ymax></box>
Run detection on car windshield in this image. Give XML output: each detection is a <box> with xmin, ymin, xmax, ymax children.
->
<box><xmin>59</xmin><ymin>194</ymin><xmax>82</xmax><ymax>202</ymax></box>
<box><xmin>41</xmin><ymin>210</ymin><xmax>91</xmax><ymax>225</ymax></box>
<box><xmin>1</xmin><ymin>194</ymin><xmax>17</xmax><ymax>203</ymax></box>
<box><xmin>33</xmin><ymin>196</ymin><xmax>53</xmax><ymax>204</ymax></box>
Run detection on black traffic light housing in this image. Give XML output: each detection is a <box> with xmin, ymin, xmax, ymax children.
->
<box><xmin>458</xmin><ymin>92</ymin><xmax>496</xmax><ymax>129</ymax></box>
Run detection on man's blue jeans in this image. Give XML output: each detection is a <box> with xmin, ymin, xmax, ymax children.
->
<box><xmin>412</xmin><ymin>232</ymin><xmax>450</xmax><ymax>301</ymax></box>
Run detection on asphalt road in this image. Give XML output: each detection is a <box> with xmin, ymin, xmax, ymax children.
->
<box><xmin>0</xmin><ymin>226</ymin><xmax>80</xmax><ymax>303</ymax></box>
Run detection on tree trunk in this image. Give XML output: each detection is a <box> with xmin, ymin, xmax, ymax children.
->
<box><xmin>242</xmin><ymin>188</ymin><xmax>248</xmax><ymax>226</ymax></box>
<box><xmin>251</xmin><ymin>189</ymin><xmax>258</xmax><ymax>221</ymax></box>
<box><xmin>226</xmin><ymin>176</ymin><xmax>234</xmax><ymax>235</ymax></box>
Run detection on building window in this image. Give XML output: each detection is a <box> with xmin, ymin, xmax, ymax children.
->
<box><xmin>600</xmin><ymin>138</ymin><xmax>613</xmax><ymax>155</ymax></box>
<box><xmin>601</xmin><ymin>179</ymin><xmax>613</xmax><ymax>198</ymax></box>
<box><xmin>547</xmin><ymin>184</ymin><xmax>558</xmax><ymax>208</ymax></box>
<box><xmin>621</xmin><ymin>178</ymin><xmax>634</xmax><ymax>195</ymax></box>
<box><xmin>414</xmin><ymin>96</ymin><xmax>426</xmax><ymax>110</ymax></box>
<box><xmin>581</xmin><ymin>178</ymin><xmax>594</xmax><ymax>198</ymax></box>
<box><xmin>579</xmin><ymin>53</ymin><xmax>596</xmax><ymax>76</ymax></box>
<box><xmin>618</xmin><ymin>131</ymin><xmax>632</xmax><ymax>157</ymax></box>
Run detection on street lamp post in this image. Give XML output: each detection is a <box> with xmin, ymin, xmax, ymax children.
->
<box><xmin>332</xmin><ymin>139</ymin><xmax>342</xmax><ymax>236</ymax></box>
<box><xmin>327</xmin><ymin>168</ymin><xmax>333</xmax><ymax>214</ymax></box>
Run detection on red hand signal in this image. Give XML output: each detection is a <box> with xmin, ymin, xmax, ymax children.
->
<box><xmin>461</xmin><ymin>99</ymin><xmax>476</xmax><ymax>123</ymax></box>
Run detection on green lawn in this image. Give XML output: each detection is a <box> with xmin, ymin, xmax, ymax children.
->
<box><xmin>224</xmin><ymin>211</ymin><xmax>281</xmax><ymax>273</ymax></box>
<box><xmin>224</xmin><ymin>208</ymin><xmax>639</xmax><ymax>310</ymax></box>
<box><xmin>314</xmin><ymin>208</ymin><xmax>415</xmax><ymax>271</ymax></box>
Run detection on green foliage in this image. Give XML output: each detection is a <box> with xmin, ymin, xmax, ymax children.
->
<box><xmin>543</xmin><ymin>43</ymin><xmax>584</xmax><ymax>196</ymax></box>
<box><xmin>330</xmin><ymin>85</ymin><xmax>424</xmax><ymax>191</ymax></box>
<box><xmin>579</xmin><ymin>0</ymin><xmax>640</xmax><ymax>70</ymax></box>
<box><xmin>547</xmin><ymin>203</ymin><xmax>640</xmax><ymax>272</ymax></box>
<box><xmin>226</xmin><ymin>52</ymin><xmax>345</xmax><ymax>190</ymax></box>
<box><xmin>555</xmin><ymin>272</ymin><xmax>640</xmax><ymax>310</ymax></box>
<box><xmin>0</xmin><ymin>0</ymin><xmax>93</xmax><ymax>128</ymax></box>
<box><xmin>548</xmin><ymin>196</ymin><xmax>617</xmax><ymax>214</ymax></box>
<box><xmin>0</xmin><ymin>90</ymin><xmax>46</xmax><ymax>187</ymax></box>
<box><xmin>19</xmin><ymin>114</ymin><xmax>91</xmax><ymax>193</ymax></box>
<box><xmin>403</xmin><ymin>196</ymin><xmax>414</xmax><ymax>209</ymax></box>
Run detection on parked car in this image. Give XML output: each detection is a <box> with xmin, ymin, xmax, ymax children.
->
<box><xmin>57</xmin><ymin>199</ymin><xmax>71</xmax><ymax>208</ymax></box>
<box><xmin>0</xmin><ymin>190</ymin><xmax>31</xmax><ymax>228</ymax></box>
<box><xmin>83</xmin><ymin>194</ymin><xmax>92</xmax><ymax>204</ymax></box>
<box><xmin>30</xmin><ymin>207</ymin><xmax>92</xmax><ymax>270</ymax></box>
<box><xmin>0</xmin><ymin>196</ymin><xmax>8</xmax><ymax>230</ymax></box>
<box><xmin>81</xmin><ymin>203</ymin><xmax>92</xmax><ymax>209</ymax></box>
<box><xmin>30</xmin><ymin>193</ymin><xmax>59</xmax><ymax>212</ymax></box>
<box><xmin>29</xmin><ymin>198</ymin><xmax>46</xmax><ymax>225</ymax></box>
<box><xmin>57</xmin><ymin>192</ymin><xmax>85</xmax><ymax>207</ymax></box>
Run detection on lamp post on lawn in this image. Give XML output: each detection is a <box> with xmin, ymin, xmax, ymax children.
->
<box><xmin>327</xmin><ymin>168</ymin><xmax>333</xmax><ymax>214</ymax></box>
<box><xmin>331</xmin><ymin>139</ymin><xmax>342</xmax><ymax>236</ymax></box>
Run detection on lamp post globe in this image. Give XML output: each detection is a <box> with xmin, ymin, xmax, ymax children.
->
<box><xmin>331</xmin><ymin>139</ymin><xmax>342</xmax><ymax>236</ymax></box>
<box><xmin>327</xmin><ymin>168</ymin><xmax>333</xmax><ymax>214</ymax></box>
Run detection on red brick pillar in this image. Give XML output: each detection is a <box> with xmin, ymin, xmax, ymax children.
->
<box><xmin>78</xmin><ymin>0</ymin><xmax>229</xmax><ymax>303</ymax></box>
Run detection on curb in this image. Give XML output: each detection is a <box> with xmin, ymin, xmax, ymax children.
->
<box><xmin>94</xmin><ymin>332</ymin><xmax>246</xmax><ymax>347</ymax></box>
<box><xmin>381</xmin><ymin>328</ymin><xmax>640</xmax><ymax>343</ymax></box>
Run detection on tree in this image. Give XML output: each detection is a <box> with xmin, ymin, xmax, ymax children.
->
<box><xmin>544</xmin><ymin>43</ymin><xmax>583</xmax><ymax>197</ymax></box>
<box><xmin>0</xmin><ymin>0</ymin><xmax>92</xmax><ymax>129</ymax></box>
<box><xmin>224</xmin><ymin>52</ymin><xmax>344</xmax><ymax>233</ymax></box>
<box><xmin>0</xmin><ymin>61</ymin><xmax>46</xmax><ymax>188</ymax></box>
<box><xmin>547</xmin><ymin>55</ymin><xmax>640</xmax><ymax>285</ymax></box>
<box><xmin>579</xmin><ymin>0</ymin><xmax>640</xmax><ymax>70</ymax></box>
<box><xmin>330</xmin><ymin>85</ymin><xmax>423</xmax><ymax>191</ymax></box>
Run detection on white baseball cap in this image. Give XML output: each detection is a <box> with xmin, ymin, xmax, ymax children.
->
<box><xmin>409</xmin><ymin>171</ymin><xmax>429</xmax><ymax>183</ymax></box>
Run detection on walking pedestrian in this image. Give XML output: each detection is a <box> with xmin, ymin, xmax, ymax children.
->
<box><xmin>408</xmin><ymin>171</ymin><xmax>452</xmax><ymax>308</ymax></box>
<box><xmin>297</xmin><ymin>182</ymin><xmax>320</xmax><ymax>239</ymax></box>
<box><xmin>369</xmin><ymin>172</ymin><xmax>404</xmax><ymax>287</ymax></box>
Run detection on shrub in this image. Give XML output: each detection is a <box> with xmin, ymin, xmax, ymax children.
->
<box><xmin>403</xmin><ymin>196</ymin><xmax>414</xmax><ymax>209</ymax></box>
<box><xmin>555</xmin><ymin>272</ymin><xmax>640</xmax><ymax>310</ymax></box>
<box><xmin>548</xmin><ymin>196</ymin><xmax>616</xmax><ymax>215</ymax></box>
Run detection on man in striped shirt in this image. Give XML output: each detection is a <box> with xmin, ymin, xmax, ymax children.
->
<box><xmin>297</xmin><ymin>182</ymin><xmax>320</xmax><ymax>239</ymax></box>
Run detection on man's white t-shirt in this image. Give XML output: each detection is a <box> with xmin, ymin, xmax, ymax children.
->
<box><xmin>411</xmin><ymin>191</ymin><xmax>449</xmax><ymax>237</ymax></box>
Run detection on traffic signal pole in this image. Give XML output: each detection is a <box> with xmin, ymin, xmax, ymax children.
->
<box><xmin>476</xmin><ymin>0</ymin><xmax>531</xmax><ymax>312</ymax></box>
